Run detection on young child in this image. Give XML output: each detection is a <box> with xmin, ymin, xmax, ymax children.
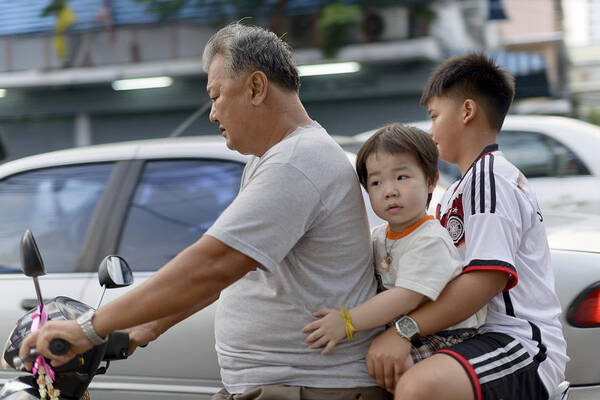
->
<box><xmin>367</xmin><ymin>53</ymin><xmax>568</xmax><ymax>400</ymax></box>
<box><xmin>302</xmin><ymin>123</ymin><xmax>486</xmax><ymax>368</ymax></box>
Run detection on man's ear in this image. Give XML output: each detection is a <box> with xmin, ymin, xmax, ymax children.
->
<box><xmin>462</xmin><ymin>99</ymin><xmax>477</xmax><ymax>125</ymax></box>
<box><xmin>248</xmin><ymin>71</ymin><xmax>268</xmax><ymax>106</ymax></box>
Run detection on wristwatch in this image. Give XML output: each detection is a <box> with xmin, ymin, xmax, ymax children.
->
<box><xmin>77</xmin><ymin>310</ymin><xmax>108</xmax><ymax>345</ymax></box>
<box><xmin>394</xmin><ymin>315</ymin><xmax>420</xmax><ymax>343</ymax></box>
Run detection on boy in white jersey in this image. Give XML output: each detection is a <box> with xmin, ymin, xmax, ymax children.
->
<box><xmin>302</xmin><ymin>123</ymin><xmax>485</xmax><ymax>367</ymax></box>
<box><xmin>365</xmin><ymin>53</ymin><xmax>568</xmax><ymax>400</ymax></box>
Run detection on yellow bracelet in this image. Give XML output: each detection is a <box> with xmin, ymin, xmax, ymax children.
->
<box><xmin>339</xmin><ymin>306</ymin><xmax>355</xmax><ymax>340</ymax></box>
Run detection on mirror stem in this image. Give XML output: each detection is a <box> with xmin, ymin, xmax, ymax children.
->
<box><xmin>33</xmin><ymin>276</ymin><xmax>45</xmax><ymax>312</ymax></box>
<box><xmin>95</xmin><ymin>285</ymin><xmax>107</xmax><ymax>310</ymax></box>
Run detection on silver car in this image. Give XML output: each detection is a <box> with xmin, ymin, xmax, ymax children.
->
<box><xmin>0</xmin><ymin>137</ymin><xmax>598</xmax><ymax>399</ymax></box>
<box><xmin>353</xmin><ymin>115</ymin><xmax>600</xmax><ymax>216</ymax></box>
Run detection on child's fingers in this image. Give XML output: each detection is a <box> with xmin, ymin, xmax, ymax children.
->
<box><xmin>301</xmin><ymin>320</ymin><xmax>319</xmax><ymax>333</ymax></box>
<box><xmin>304</xmin><ymin>329</ymin><xmax>323</xmax><ymax>344</ymax></box>
<box><xmin>321</xmin><ymin>340</ymin><xmax>338</xmax><ymax>355</ymax></box>
<box><xmin>309</xmin><ymin>335</ymin><xmax>330</xmax><ymax>350</ymax></box>
<box><xmin>312</xmin><ymin>309</ymin><xmax>334</xmax><ymax>317</ymax></box>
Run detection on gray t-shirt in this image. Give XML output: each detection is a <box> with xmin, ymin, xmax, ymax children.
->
<box><xmin>206</xmin><ymin>122</ymin><xmax>380</xmax><ymax>393</ymax></box>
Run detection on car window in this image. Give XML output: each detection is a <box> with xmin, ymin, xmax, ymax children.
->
<box><xmin>546</xmin><ymin>135</ymin><xmax>590</xmax><ymax>177</ymax></box>
<box><xmin>499</xmin><ymin>130</ymin><xmax>590</xmax><ymax>178</ymax></box>
<box><xmin>438</xmin><ymin>160</ymin><xmax>461</xmax><ymax>183</ymax></box>
<box><xmin>117</xmin><ymin>159</ymin><xmax>245</xmax><ymax>271</ymax></box>
<box><xmin>0</xmin><ymin>163</ymin><xmax>114</xmax><ymax>273</ymax></box>
<box><xmin>498</xmin><ymin>131</ymin><xmax>553</xmax><ymax>178</ymax></box>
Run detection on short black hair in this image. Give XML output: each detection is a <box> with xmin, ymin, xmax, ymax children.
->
<box><xmin>356</xmin><ymin>123</ymin><xmax>438</xmax><ymax>207</ymax></box>
<box><xmin>420</xmin><ymin>52</ymin><xmax>515</xmax><ymax>131</ymax></box>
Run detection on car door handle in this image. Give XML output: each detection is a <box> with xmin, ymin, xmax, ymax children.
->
<box><xmin>21</xmin><ymin>298</ymin><xmax>49</xmax><ymax>311</ymax></box>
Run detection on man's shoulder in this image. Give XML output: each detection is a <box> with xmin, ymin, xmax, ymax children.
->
<box><xmin>249</xmin><ymin>122</ymin><xmax>362</xmax><ymax>209</ymax></box>
<box><xmin>294</xmin><ymin>123</ymin><xmax>346</xmax><ymax>157</ymax></box>
<box><xmin>266</xmin><ymin>122</ymin><xmax>343</xmax><ymax>162</ymax></box>
<box><xmin>285</xmin><ymin>125</ymin><xmax>356</xmax><ymax>182</ymax></box>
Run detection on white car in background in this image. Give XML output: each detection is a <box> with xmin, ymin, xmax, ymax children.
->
<box><xmin>0</xmin><ymin>136</ymin><xmax>597</xmax><ymax>399</ymax></box>
<box><xmin>353</xmin><ymin>115</ymin><xmax>600</xmax><ymax>216</ymax></box>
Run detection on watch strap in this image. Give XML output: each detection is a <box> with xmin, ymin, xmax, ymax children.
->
<box><xmin>77</xmin><ymin>310</ymin><xmax>108</xmax><ymax>345</ymax></box>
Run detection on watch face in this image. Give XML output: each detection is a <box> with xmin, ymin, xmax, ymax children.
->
<box><xmin>395</xmin><ymin>316</ymin><xmax>418</xmax><ymax>339</ymax></box>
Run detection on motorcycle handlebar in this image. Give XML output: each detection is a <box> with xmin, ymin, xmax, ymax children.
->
<box><xmin>47</xmin><ymin>331</ymin><xmax>130</xmax><ymax>361</ymax></box>
<box><xmin>49</xmin><ymin>338</ymin><xmax>70</xmax><ymax>356</ymax></box>
<box><xmin>103</xmin><ymin>331</ymin><xmax>130</xmax><ymax>361</ymax></box>
<box><xmin>12</xmin><ymin>338</ymin><xmax>71</xmax><ymax>370</ymax></box>
<box><xmin>12</xmin><ymin>331</ymin><xmax>129</xmax><ymax>371</ymax></box>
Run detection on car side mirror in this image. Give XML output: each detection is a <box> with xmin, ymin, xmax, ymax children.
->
<box><xmin>98</xmin><ymin>256</ymin><xmax>133</xmax><ymax>289</ymax></box>
<box><xmin>19</xmin><ymin>229</ymin><xmax>45</xmax><ymax>278</ymax></box>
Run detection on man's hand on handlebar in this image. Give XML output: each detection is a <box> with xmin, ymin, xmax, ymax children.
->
<box><xmin>126</xmin><ymin>321</ymin><xmax>161</xmax><ymax>355</ymax></box>
<box><xmin>19</xmin><ymin>320</ymin><xmax>94</xmax><ymax>368</ymax></box>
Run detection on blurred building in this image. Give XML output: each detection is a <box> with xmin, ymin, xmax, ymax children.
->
<box><xmin>430</xmin><ymin>0</ymin><xmax>569</xmax><ymax>114</ymax></box>
<box><xmin>494</xmin><ymin>0</ymin><xmax>570</xmax><ymax>115</ymax></box>
<box><xmin>0</xmin><ymin>0</ymin><xmax>566</xmax><ymax>158</ymax></box>
<box><xmin>495</xmin><ymin>0</ymin><xmax>565</xmax><ymax>97</ymax></box>
<box><xmin>563</xmin><ymin>0</ymin><xmax>600</xmax><ymax>120</ymax></box>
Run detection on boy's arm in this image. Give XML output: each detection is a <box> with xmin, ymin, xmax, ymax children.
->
<box><xmin>302</xmin><ymin>287</ymin><xmax>424</xmax><ymax>354</ymax></box>
<box><xmin>366</xmin><ymin>269</ymin><xmax>508</xmax><ymax>391</ymax></box>
<box><xmin>413</xmin><ymin>269</ymin><xmax>507</xmax><ymax>335</ymax></box>
<box><xmin>350</xmin><ymin>286</ymin><xmax>424</xmax><ymax>331</ymax></box>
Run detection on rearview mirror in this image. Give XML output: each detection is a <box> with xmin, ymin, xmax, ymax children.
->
<box><xmin>98</xmin><ymin>256</ymin><xmax>133</xmax><ymax>289</ymax></box>
<box><xmin>19</xmin><ymin>229</ymin><xmax>45</xmax><ymax>278</ymax></box>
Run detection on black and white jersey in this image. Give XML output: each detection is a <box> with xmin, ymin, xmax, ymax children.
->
<box><xmin>436</xmin><ymin>144</ymin><xmax>568</xmax><ymax>392</ymax></box>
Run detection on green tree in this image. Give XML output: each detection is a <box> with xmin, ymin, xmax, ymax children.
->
<box><xmin>318</xmin><ymin>2</ymin><xmax>361</xmax><ymax>59</ymax></box>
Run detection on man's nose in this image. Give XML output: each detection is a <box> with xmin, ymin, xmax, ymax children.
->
<box><xmin>209</xmin><ymin>104</ymin><xmax>218</xmax><ymax>123</ymax></box>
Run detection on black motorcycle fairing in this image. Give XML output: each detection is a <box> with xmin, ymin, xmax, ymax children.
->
<box><xmin>2</xmin><ymin>296</ymin><xmax>92</xmax><ymax>370</ymax></box>
<box><xmin>0</xmin><ymin>296</ymin><xmax>129</xmax><ymax>400</ymax></box>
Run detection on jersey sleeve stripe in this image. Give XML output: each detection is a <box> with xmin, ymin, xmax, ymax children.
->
<box><xmin>437</xmin><ymin>349</ymin><xmax>483</xmax><ymax>400</ymax></box>
<box><xmin>479</xmin><ymin>158</ymin><xmax>486</xmax><ymax>214</ymax></box>
<box><xmin>462</xmin><ymin>259</ymin><xmax>518</xmax><ymax>290</ymax></box>
<box><xmin>466</xmin><ymin>259</ymin><xmax>516</xmax><ymax>270</ymax></box>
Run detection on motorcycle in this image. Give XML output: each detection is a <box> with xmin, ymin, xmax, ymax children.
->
<box><xmin>0</xmin><ymin>229</ymin><xmax>133</xmax><ymax>400</ymax></box>
<box><xmin>0</xmin><ymin>229</ymin><xmax>571</xmax><ymax>400</ymax></box>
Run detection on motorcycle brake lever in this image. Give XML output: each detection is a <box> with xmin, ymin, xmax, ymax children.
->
<box><xmin>12</xmin><ymin>349</ymin><xmax>39</xmax><ymax>370</ymax></box>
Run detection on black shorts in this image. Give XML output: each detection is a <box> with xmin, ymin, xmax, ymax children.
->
<box><xmin>437</xmin><ymin>332</ymin><xmax>549</xmax><ymax>400</ymax></box>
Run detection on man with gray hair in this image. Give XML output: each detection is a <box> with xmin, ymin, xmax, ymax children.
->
<box><xmin>20</xmin><ymin>23</ymin><xmax>391</xmax><ymax>400</ymax></box>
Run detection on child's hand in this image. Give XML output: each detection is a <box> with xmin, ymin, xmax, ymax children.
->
<box><xmin>301</xmin><ymin>309</ymin><xmax>347</xmax><ymax>355</ymax></box>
